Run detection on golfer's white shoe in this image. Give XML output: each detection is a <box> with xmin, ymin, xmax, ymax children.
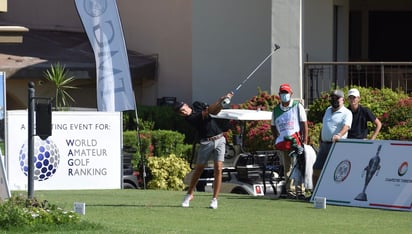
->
<box><xmin>181</xmin><ymin>194</ymin><xmax>193</xmax><ymax>208</ymax></box>
<box><xmin>209</xmin><ymin>198</ymin><xmax>218</xmax><ymax>209</ymax></box>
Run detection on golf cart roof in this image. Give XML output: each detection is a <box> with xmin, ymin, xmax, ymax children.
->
<box><xmin>211</xmin><ymin>109</ymin><xmax>272</xmax><ymax>121</ymax></box>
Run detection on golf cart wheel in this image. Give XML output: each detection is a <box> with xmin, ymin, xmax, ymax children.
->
<box><xmin>123</xmin><ymin>182</ymin><xmax>137</xmax><ymax>189</ymax></box>
<box><xmin>231</xmin><ymin>187</ymin><xmax>248</xmax><ymax>194</ymax></box>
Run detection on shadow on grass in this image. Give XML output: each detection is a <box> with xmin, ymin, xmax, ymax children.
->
<box><xmin>86</xmin><ymin>203</ymin><xmax>182</xmax><ymax>208</ymax></box>
<box><xmin>86</xmin><ymin>203</ymin><xmax>220</xmax><ymax>209</ymax></box>
<box><xmin>225</xmin><ymin>194</ymin><xmax>312</xmax><ymax>203</ymax></box>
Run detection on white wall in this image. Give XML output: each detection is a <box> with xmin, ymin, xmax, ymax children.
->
<box><xmin>118</xmin><ymin>0</ymin><xmax>192</xmax><ymax>105</ymax></box>
<box><xmin>303</xmin><ymin>0</ymin><xmax>349</xmax><ymax>62</ymax></box>
<box><xmin>1</xmin><ymin>0</ymin><xmax>349</xmax><ymax>107</ymax></box>
<box><xmin>271</xmin><ymin>0</ymin><xmax>303</xmax><ymax>99</ymax></box>
<box><xmin>192</xmin><ymin>0</ymin><xmax>272</xmax><ymax>105</ymax></box>
<box><xmin>303</xmin><ymin>0</ymin><xmax>334</xmax><ymax>62</ymax></box>
<box><xmin>3</xmin><ymin>0</ymin><xmax>271</xmax><ymax>106</ymax></box>
<box><xmin>0</xmin><ymin>0</ymin><xmax>192</xmax><ymax>106</ymax></box>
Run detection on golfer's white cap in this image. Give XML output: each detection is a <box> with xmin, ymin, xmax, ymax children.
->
<box><xmin>348</xmin><ymin>88</ymin><xmax>360</xmax><ymax>97</ymax></box>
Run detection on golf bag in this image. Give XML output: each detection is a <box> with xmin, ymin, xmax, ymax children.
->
<box><xmin>284</xmin><ymin>135</ymin><xmax>317</xmax><ymax>191</ymax></box>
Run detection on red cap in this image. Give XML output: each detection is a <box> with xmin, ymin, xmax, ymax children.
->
<box><xmin>279</xmin><ymin>84</ymin><xmax>292</xmax><ymax>93</ymax></box>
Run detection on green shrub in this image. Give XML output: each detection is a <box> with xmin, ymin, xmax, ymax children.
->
<box><xmin>122</xmin><ymin>86</ymin><xmax>411</xmax><ymax>191</ymax></box>
<box><xmin>308</xmin><ymin>86</ymin><xmax>408</xmax><ymax>125</ymax></box>
<box><xmin>307</xmin><ymin>86</ymin><xmax>410</xmax><ymax>145</ymax></box>
<box><xmin>150</xmin><ymin>130</ymin><xmax>186</xmax><ymax>157</ymax></box>
<box><xmin>237</xmin><ymin>87</ymin><xmax>279</xmax><ymax>111</ymax></box>
<box><xmin>146</xmin><ymin>154</ymin><xmax>191</xmax><ymax>191</ymax></box>
<box><xmin>307</xmin><ymin>92</ymin><xmax>330</xmax><ymax>124</ymax></box>
<box><xmin>123</xmin><ymin>130</ymin><xmax>191</xmax><ymax>160</ymax></box>
<box><xmin>123</xmin><ymin>106</ymin><xmax>176</xmax><ymax>130</ymax></box>
<box><xmin>123</xmin><ymin>110</ymin><xmax>155</xmax><ymax>131</ymax></box>
<box><xmin>307</xmin><ymin>122</ymin><xmax>322</xmax><ymax>147</ymax></box>
<box><xmin>0</xmin><ymin>194</ymin><xmax>80</xmax><ymax>230</ymax></box>
<box><xmin>380</xmin><ymin>97</ymin><xmax>412</xmax><ymax>140</ymax></box>
<box><xmin>387</xmin><ymin>119</ymin><xmax>412</xmax><ymax>140</ymax></box>
<box><xmin>123</xmin><ymin>130</ymin><xmax>192</xmax><ymax>190</ymax></box>
<box><xmin>124</xmin><ymin>105</ymin><xmax>198</xmax><ymax>145</ymax></box>
<box><xmin>231</xmin><ymin>86</ymin><xmax>411</xmax><ymax>151</ymax></box>
<box><xmin>241</xmin><ymin>120</ymin><xmax>274</xmax><ymax>152</ymax></box>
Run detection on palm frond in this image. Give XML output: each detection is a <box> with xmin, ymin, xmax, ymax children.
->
<box><xmin>44</xmin><ymin>62</ymin><xmax>78</xmax><ymax>110</ymax></box>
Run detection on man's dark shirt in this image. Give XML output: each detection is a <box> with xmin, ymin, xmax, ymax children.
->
<box><xmin>348</xmin><ymin>105</ymin><xmax>376</xmax><ymax>139</ymax></box>
<box><xmin>185</xmin><ymin>101</ymin><xmax>223</xmax><ymax>139</ymax></box>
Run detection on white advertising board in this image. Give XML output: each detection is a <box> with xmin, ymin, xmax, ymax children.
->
<box><xmin>6</xmin><ymin>111</ymin><xmax>122</xmax><ymax>190</ymax></box>
<box><xmin>311</xmin><ymin>139</ymin><xmax>412</xmax><ymax>211</ymax></box>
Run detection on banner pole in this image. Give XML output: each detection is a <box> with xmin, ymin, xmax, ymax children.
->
<box><xmin>134</xmin><ymin>104</ymin><xmax>146</xmax><ymax>189</ymax></box>
<box><xmin>27</xmin><ymin>82</ymin><xmax>35</xmax><ymax>199</ymax></box>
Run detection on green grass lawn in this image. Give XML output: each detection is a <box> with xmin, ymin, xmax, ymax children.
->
<box><xmin>7</xmin><ymin>189</ymin><xmax>412</xmax><ymax>233</ymax></box>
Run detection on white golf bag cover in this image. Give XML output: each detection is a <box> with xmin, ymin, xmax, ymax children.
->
<box><xmin>290</xmin><ymin>144</ymin><xmax>317</xmax><ymax>190</ymax></box>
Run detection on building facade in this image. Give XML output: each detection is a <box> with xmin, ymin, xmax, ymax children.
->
<box><xmin>0</xmin><ymin>0</ymin><xmax>411</xmax><ymax>109</ymax></box>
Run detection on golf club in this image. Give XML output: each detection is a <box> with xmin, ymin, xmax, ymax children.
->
<box><xmin>222</xmin><ymin>43</ymin><xmax>280</xmax><ymax>105</ymax></box>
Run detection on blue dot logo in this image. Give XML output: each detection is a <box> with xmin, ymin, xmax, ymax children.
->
<box><xmin>19</xmin><ymin>137</ymin><xmax>60</xmax><ymax>181</ymax></box>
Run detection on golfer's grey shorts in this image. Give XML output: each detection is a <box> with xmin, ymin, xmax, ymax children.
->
<box><xmin>196</xmin><ymin>136</ymin><xmax>226</xmax><ymax>165</ymax></box>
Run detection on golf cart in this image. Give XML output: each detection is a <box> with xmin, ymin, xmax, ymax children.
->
<box><xmin>122</xmin><ymin>146</ymin><xmax>141</xmax><ymax>189</ymax></box>
<box><xmin>184</xmin><ymin>109</ymin><xmax>287</xmax><ymax>198</ymax></box>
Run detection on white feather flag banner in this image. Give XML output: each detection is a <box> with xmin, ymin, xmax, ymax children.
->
<box><xmin>75</xmin><ymin>0</ymin><xmax>135</xmax><ymax>112</ymax></box>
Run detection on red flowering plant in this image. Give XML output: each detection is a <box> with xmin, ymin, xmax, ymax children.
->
<box><xmin>307</xmin><ymin>121</ymin><xmax>322</xmax><ymax>147</ymax></box>
<box><xmin>225</xmin><ymin>88</ymin><xmax>279</xmax><ymax>152</ymax></box>
<box><xmin>244</xmin><ymin>120</ymin><xmax>274</xmax><ymax>151</ymax></box>
<box><xmin>379</xmin><ymin>97</ymin><xmax>412</xmax><ymax>140</ymax></box>
<box><xmin>307</xmin><ymin>86</ymin><xmax>410</xmax><ymax>142</ymax></box>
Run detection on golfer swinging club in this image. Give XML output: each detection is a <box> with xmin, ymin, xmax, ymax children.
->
<box><xmin>175</xmin><ymin>92</ymin><xmax>234</xmax><ymax>209</ymax></box>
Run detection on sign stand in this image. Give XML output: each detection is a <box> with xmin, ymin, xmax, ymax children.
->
<box><xmin>0</xmin><ymin>149</ymin><xmax>10</xmax><ymax>200</ymax></box>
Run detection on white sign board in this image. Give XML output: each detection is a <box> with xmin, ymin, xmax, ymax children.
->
<box><xmin>311</xmin><ymin>139</ymin><xmax>412</xmax><ymax>211</ymax></box>
<box><xmin>6</xmin><ymin>111</ymin><xmax>122</xmax><ymax>190</ymax></box>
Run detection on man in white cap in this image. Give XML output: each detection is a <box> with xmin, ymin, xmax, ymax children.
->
<box><xmin>347</xmin><ymin>88</ymin><xmax>382</xmax><ymax>140</ymax></box>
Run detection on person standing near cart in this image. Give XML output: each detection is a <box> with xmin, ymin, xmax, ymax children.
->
<box><xmin>271</xmin><ymin>84</ymin><xmax>308</xmax><ymax>199</ymax></box>
<box><xmin>175</xmin><ymin>92</ymin><xmax>233</xmax><ymax>209</ymax></box>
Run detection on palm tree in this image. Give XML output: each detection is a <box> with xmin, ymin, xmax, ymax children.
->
<box><xmin>44</xmin><ymin>63</ymin><xmax>77</xmax><ymax>110</ymax></box>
